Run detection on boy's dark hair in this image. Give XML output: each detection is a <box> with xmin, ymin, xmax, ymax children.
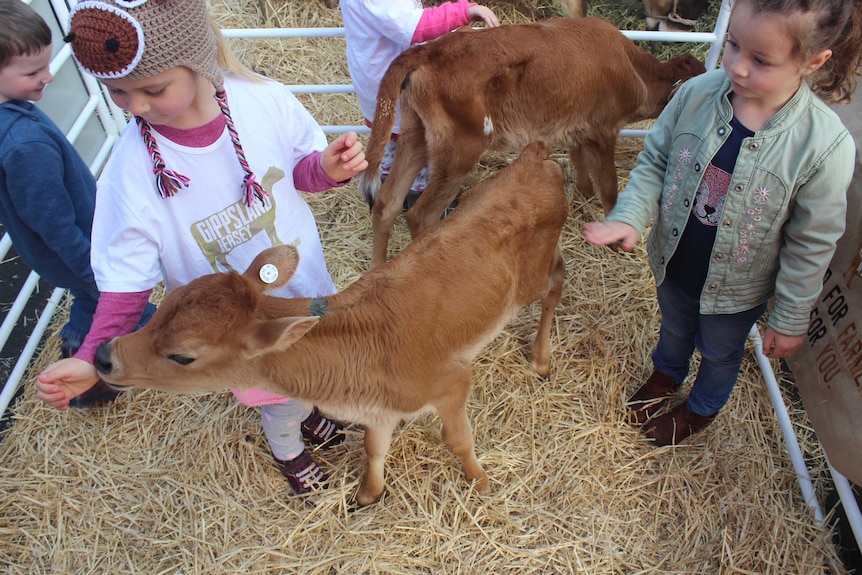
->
<box><xmin>0</xmin><ymin>0</ymin><xmax>52</xmax><ymax>70</ymax></box>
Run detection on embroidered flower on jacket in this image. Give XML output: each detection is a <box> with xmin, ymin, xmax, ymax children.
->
<box><xmin>661</xmin><ymin>148</ymin><xmax>692</xmax><ymax>219</ymax></box>
<box><xmin>753</xmin><ymin>186</ymin><xmax>770</xmax><ymax>204</ymax></box>
<box><xmin>734</xmin><ymin>193</ymin><xmax>767</xmax><ymax>263</ymax></box>
<box><xmin>747</xmin><ymin>206</ymin><xmax>762</xmax><ymax>222</ymax></box>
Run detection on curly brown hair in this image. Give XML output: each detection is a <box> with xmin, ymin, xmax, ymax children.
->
<box><xmin>738</xmin><ymin>0</ymin><xmax>862</xmax><ymax>103</ymax></box>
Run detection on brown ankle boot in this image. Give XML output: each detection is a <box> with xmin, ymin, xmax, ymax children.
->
<box><xmin>626</xmin><ymin>370</ymin><xmax>678</xmax><ymax>425</ymax></box>
<box><xmin>643</xmin><ymin>401</ymin><xmax>715</xmax><ymax>446</ymax></box>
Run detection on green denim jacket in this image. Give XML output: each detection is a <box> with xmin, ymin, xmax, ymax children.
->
<box><xmin>607</xmin><ymin>69</ymin><xmax>856</xmax><ymax>335</ymax></box>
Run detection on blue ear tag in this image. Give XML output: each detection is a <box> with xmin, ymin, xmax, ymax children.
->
<box><xmin>259</xmin><ymin>263</ymin><xmax>279</xmax><ymax>284</ymax></box>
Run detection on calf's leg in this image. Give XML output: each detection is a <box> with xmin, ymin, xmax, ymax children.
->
<box><xmin>370</xmin><ymin>169</ymin><xmax>425</xmax><ymax>268</ymax></box>
<box><xmin>530</xmin><ymin>247</ymin><xmax>565</xmax><ymax>377</ymax></box>
<box><xmin>370</xmin><ymin>119</ymin><xmax>429</xmax><ymax>268</ymax></box>
<box><xmin>357</xmin><ymin>418</ymin><xmax>399</xmax><ymax>506</ymax></box>
<box><xmin>405</xmin><ymin>138</ymin><xmax>485</xmax><ymax>238</ymax></box>
<box><xmin>567</xmin><ymin>144</ymin><xmax>594</xmax><ymax>199</ymax></box>
<box><xmin>434</xmin><ymin>377</ymin><xmax>490</xmax><ymax>496</ymax></box>
<box><xmin>581</xmin><ymin>132</ymin><xmax>620</xmax><ymax>215</ymax></box>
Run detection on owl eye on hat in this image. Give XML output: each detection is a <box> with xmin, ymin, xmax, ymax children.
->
<box><xmin>64</xmin><ymin>0</ymin><xmax>267</xmax><ymax>207</ymax></box>
<box><xmin>65</xmin><ymin>0</ymin><xmax>223</xmax><ymax>90</ymax></box>
<box><xmin>65</xmin><ymin>2</ymin><xmax>144</xmax><ymax>79</ymax></box>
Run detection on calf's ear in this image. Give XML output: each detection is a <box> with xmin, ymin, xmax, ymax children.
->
<box><xmin>241</xmin><ymin>316</ymin><xmax>320</xmax><ymax>359</ymax></box>
<box><xmin>243</xmin><ymin>245</ymin><xmax>301</xmax><ymax>292</ymax></box>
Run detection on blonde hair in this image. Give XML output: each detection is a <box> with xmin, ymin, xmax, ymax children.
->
<box><xmin>211</xmin><ymin>15</ymin><xmax>264</xmax><ymax>84</ymax></box>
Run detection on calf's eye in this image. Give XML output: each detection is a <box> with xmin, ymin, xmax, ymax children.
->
<box><xmin>167</xmin><ymin>354</ymin><xmax>195</xmax><ymax>366</ymax></box>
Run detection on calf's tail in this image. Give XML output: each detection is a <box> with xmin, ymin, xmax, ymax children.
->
<box><xmin>358</xmin><ymin>51</ymin><xmax>422</xmax><ymax>210</ymax></box>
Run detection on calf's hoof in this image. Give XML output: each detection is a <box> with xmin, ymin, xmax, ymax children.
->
<box><xmin>575</xmin><ymin>181</ymin><xmax>594</xmax><ymax>198</ymax></box>
<box><xmin>530</xmin><ymin>357</ymin><xmax>551</xmax><ymax>379</ymax></box>
<box><xmin>473</xmin><ymin>474</ymin><xmax>492</xmax><ymax>496</ymax></box>
<box><xmin>355</xmin><ymin>482</ymin><xmax>385</xmax><ymax>507</ymax></box>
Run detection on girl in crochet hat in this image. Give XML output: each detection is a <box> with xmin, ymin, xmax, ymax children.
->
<box><xmin>36</xmin><ymin>0</ymin><xmax>367</xmax><ymax>494</ymax></box>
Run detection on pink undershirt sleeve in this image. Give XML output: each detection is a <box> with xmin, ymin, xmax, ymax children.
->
<box><xmin>412</xmin><ymin>0</ymin><xmax>476</xmax><ymax>44</ymax></box>
<box><xmin>73</xmin><ymin>290</ymin><xmax>152</xmax><ymax>364</ymax></box>
<box><xmin>294</xmin><ymin>151</ymin><xmax>349</xmax><ymax>193</ymax></box>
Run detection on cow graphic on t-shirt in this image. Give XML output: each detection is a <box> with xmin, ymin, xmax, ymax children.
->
<box><xmin>191</xmin><ymin>166</ymin><xmax>293</xmax><ymax>272</ymax></box>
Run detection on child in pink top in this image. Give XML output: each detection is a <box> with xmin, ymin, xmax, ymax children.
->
<box><xmin>36</xmin><ymin>0</ymin><xmax>367</xmax><ymax>495</ymax></box>
<box><xmin>341</xmin><ymin>0</ymin><xmax>499</xmax><ymax>202</ymax></box>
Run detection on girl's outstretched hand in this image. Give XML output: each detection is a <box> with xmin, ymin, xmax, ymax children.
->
<box><xmin>468</xmin><ymin>5</ymin><xmax>500</xmax><ymax>28</ymax></box>
<box><xmin>320</xmin><ymin>131</ymin><xmax>368</xmax><ymax>183</ymax></box>
<box><xmin>36</xmin><ymin>358</ymin><xmax>100</xmax><ymax>410</ymax></box>
<box><xmin>583</xmin><ymin>220</ymin><xmax>641</xmax><ymax>251</ymax></box>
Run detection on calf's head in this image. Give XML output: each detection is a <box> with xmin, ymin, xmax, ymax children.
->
<box><xmin>95</xmin><ymin>245</ymin><xmax>319</xmax><ymax>394</ymax></box>
<box><xmin>636</xmin><ymin>53</ymin><xmax>706</xmax><ymax>122</ymax></box>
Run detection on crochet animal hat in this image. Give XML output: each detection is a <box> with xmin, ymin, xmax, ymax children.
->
<box><xmin>64</xmin><ymin>0</ymin><xmax>265</xmax><ymax>205</ymax></box>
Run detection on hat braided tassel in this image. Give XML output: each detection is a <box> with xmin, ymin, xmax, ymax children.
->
<box><xmin>216</xmin><ymin>90</ymin><xmax>268</xmax><ymax>207</ymax></box>
<box><xmin>137</xmin><ymin>117</ymin><xmax>190</xmax><ymax>198</ymax></box>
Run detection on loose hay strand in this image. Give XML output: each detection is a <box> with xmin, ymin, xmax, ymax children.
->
<box><xmin>0</xmin><ymin>2</ymin><xmax>847</xmax><ymax>574</ymax></box>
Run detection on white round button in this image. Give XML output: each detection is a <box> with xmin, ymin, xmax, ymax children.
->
<box><xmin>259</xmin><ymin>263</ymin><xmax>279</xmax><ymax>284</ymax></box>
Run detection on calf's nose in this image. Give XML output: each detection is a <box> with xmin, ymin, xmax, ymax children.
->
<box><xmin>94</xmin><ymin>343</ymin><xmax>113</xmax><ymax>375</ymax></box>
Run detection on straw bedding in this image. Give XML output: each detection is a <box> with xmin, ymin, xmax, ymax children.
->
<box><xmin>0</xmin><ymin>1</ymin><xmax>845</xmax><ymax>573</ymax></box>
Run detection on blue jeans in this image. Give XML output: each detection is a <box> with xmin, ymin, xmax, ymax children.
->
<box><xmin>59</xmin><ymin>289</ymin><xmax>99</xmax><ymax>358</ymax></box>
<box><xmin>652</xmin><ymin>279</ymin><xmax>767</xmax><ymax>417</ymax></box>
<box><xmin>60</xmin><ymin>295</ymin><xmax>157</xmax><ymax>358</ymax></box>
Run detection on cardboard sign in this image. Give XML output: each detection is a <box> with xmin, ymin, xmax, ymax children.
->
<box><xmin>788</xmin><ymin>97</ymin><xmax>862</xmax><ymax>484</ymax></box>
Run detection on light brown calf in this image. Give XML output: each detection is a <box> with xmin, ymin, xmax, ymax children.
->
<box><xmin>359</xmin><ymin>16</ymin><xmax>705</xmax><ymax>267</ymax></box>
<box><xmin>95</xmin><ymin>142</ymin><xmax>568</xmax><ymax>507</ymax></box>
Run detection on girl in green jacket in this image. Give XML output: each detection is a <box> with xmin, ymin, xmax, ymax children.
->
<box><xmin>584</xmin><ymin>0</ymin><xmax>862</xmax><ymax>446</ymax></box>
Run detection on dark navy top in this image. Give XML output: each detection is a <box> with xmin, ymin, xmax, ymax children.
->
<box><xmin>666</xmin><ymin>116</ymin><xmax>754</xmax><ymax>297</ymax></box>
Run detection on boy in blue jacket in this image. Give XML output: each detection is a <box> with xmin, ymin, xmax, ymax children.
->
<box><xmin>0</xmin><ymin>0</ymin><xmax>149</xmax><ymax>406</ymax></box>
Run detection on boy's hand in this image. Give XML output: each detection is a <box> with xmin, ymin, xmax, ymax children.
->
<box><xmin>320</xmin><ymin>131</ymin><xmax>368</xmax><ymax>183</ymax></box>
<box><xmin>468</xmin><ymin>6</ymin><xmax>500</xmax><ymax>28</ymax></box>
<box><xmin>36</xmin><ymin>358</ymin><xmax>100</xmax><ymax>410</ymax></box>
<box><xmin>583</xmin><ymin>221</ymin><xmax>641</xmax><ymax>251</ymax></box>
